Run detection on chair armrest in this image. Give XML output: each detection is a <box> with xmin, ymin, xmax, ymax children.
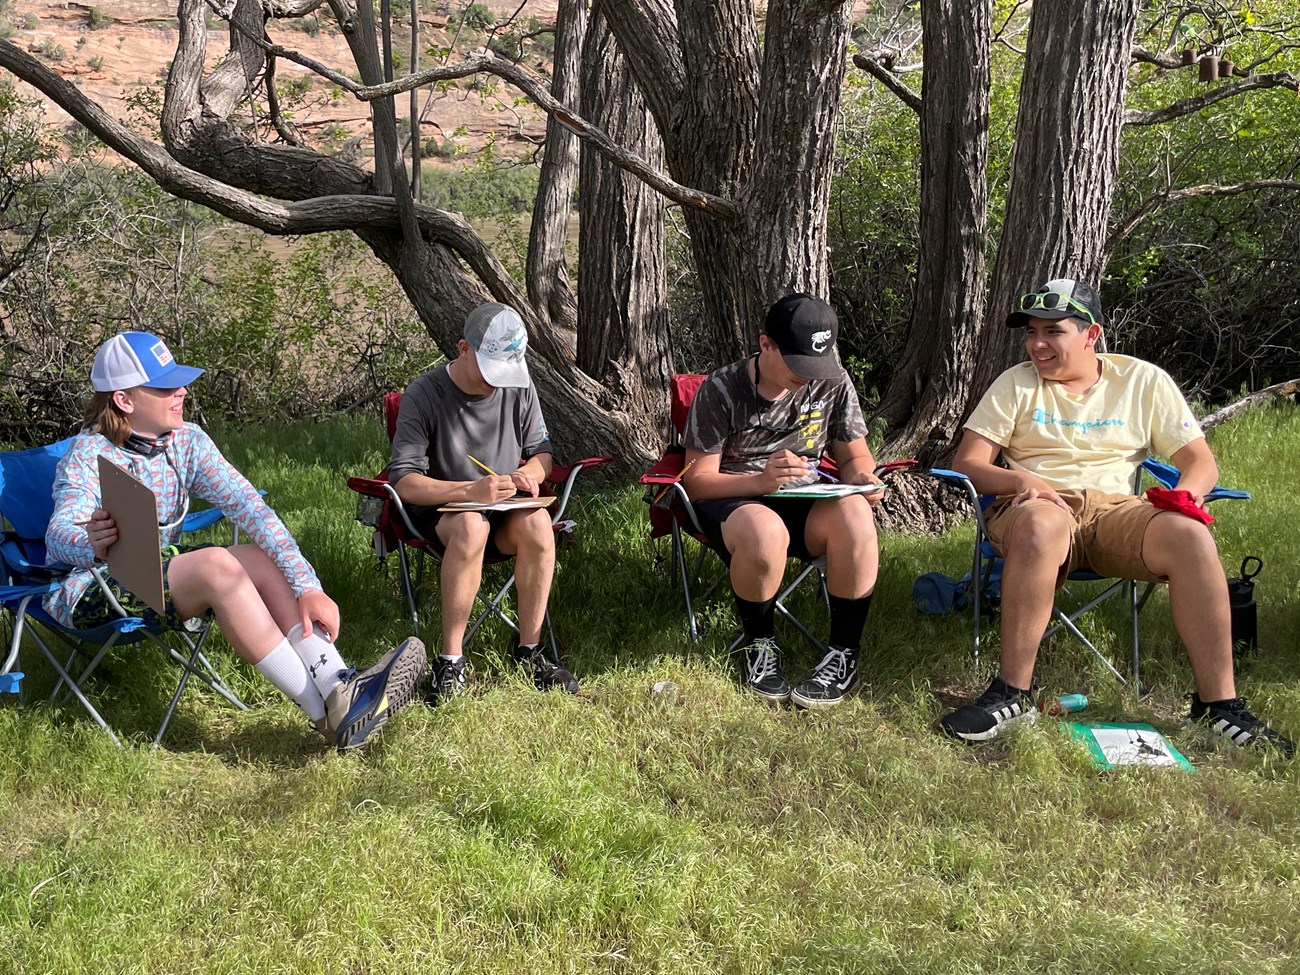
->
<box><xmin>1139</xmin><ymin>458</ymin><xmax>1250</xmax><ymax>503</ymax></box>
<box><xmin>346</xmin><ymin>476</ymin><xmax>390</xmax><ymax>497</ymax></box>
<box><xmin>547</xmin><ymin>456</ymin><xmax>612</xmax><ymax>521</ymax></box>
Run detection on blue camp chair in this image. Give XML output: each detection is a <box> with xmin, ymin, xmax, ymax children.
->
<box><xmin>926</xmin><ymin>459</ymin><xmax>1248</xmax><ymax>690</ymax></box>
<box><xmin>0</xmin><ymin>437</ymin><xmax>247</xmax><ymax>748</ymax></box>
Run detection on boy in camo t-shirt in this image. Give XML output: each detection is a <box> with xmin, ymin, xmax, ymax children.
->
<box><xmin>681</xmin><ymin>294</ymin><xmax>884</xmax><ymax>710</ymax></box>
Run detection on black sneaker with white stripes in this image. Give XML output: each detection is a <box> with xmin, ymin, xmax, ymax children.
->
<box><xmin>1189</xmin><ymin>694</ymin><xmax>1295</xmax><ymax>758</ymax></box>
<box><xmin>939</xmin><ymin>676</ymin><xmax>1038</xmax><ymax>742</ymax></box>
<box><xmin>740</xmin><ymin>637</ymin><xmax>791</xmax><ymax>704</ymax></box>
<box><xmin>791</xmin><ymin>646</ymin><xmax>859</xmax><ymax>709</ymax></box>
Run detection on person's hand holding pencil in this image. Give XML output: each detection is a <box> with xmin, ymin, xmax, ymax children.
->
<box><xmin>466</xmin><ymin>454</ymin><xmax>518</xmax><ymax>503</ymax></box>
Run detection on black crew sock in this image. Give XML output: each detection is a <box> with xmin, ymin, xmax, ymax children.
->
<box><xmin>734</xmin><ymin>594</ymin><xmax>777</xmax><ymax>643</ymax></box>
<box><xmin>827</xmin><ymin>592</ymin><xmax>873</xmax><ymax>650</ymax></box>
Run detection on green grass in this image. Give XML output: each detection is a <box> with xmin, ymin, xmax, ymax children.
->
<box><xmin>3</xmin><ymin>402</ymin><xmax>1300</xmax><ymax>973</ymax></box>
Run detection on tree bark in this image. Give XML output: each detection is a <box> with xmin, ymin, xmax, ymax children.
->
<box><xmin>875</xmin><ymin>0</ymin><xmax>990</xmax><ymax>466</ymax></box>
<box><xmin>526</xmin><ymin>0</ymin><xmax>585</xmax><ymax>335</ymax></box>
<box><xmin>577</xmin><ymin>6</ymin><xmax>671</xmax><ymax>446</ymax></box>
<box><xmin>974</xmin><ymin>0</ymin><xmax>1142</xmax><ymax>403</ymax></box>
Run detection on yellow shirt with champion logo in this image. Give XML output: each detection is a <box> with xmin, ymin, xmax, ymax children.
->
<box><xmin>964</xmin><ymin>354</ymin><xmax>1203</xmax><ymax>496</ymax></box>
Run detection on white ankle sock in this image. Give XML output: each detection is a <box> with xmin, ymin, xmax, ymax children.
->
<box><xmin>255</xmin><ymin>640</ymin><xmax>326</xmax><ymax>721</ymax></box>
<box><xmin>287</xmin><ymin>622</ymin><xmax>348</xmax><ymax>700</ymax></box>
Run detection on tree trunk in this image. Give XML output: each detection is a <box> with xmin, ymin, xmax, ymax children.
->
<box><xmin>526</xmin><ymin>0</ymin><xmax>584</xmax><ymax>338</ymax></box>
<box><xmin>876</xmin><ymin>0</ymin><xmax>991</xmax><ymax>467</ymax></box>
<box><xmin>602</xmin><ymin>0</ymin><xmax>853</xmax><ymax>358</ymax></box>
<box><xmin>973</xmin><ymin>0</ymin><xmax>1142</xmax><ymax>404</ymax></box>
<box><xmin>577</xmin><ymin>6</ymin><xmax>671</xmax><ymax>446</ymax></box>
<box><xmin>738</xmin><ymin>0</ymin><xmax>855</xmax><ymax>326</ymax></box>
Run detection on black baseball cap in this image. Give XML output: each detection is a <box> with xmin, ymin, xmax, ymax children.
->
<box><xmin>1006</xmin><ymin>278</ymin><xmax>1105</xmax><ymax>328</ymax></box>
<box><xmin>763</xmin><ymin>293</ymin><xmax>843</xmax><ymax>380</ymax></box>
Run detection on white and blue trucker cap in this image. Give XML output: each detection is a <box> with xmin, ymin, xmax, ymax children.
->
<box><xmin>90</xmin><ymin>331</ymin><xmax>205</xmax><ymax>392</ymax></box>
<box><xmin>463</xmin><ymin>303</ymin><xmax>530</xmax><ymax>388</ymax></box>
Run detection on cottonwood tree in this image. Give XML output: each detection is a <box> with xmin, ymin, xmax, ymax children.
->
<box><xmin>0</xmin><ymin>0</ymin><xmax>862</xmax><ymax>472</ymax></box>
<box><xmin>862</xmin><ymin>0</ymin><xmax>1299</xmax><ymax>467</ymax></box>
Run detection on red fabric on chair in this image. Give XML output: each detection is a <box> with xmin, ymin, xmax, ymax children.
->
<box><xmin>1145</xmin><ymin>486</ymin><xmax>1214</xmax><ymax>524</ymax></box>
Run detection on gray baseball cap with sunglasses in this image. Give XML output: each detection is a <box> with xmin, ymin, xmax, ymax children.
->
<box><xmin>1006</xmin><ymin>278</ymin><xmax>1104</xmax><ymax>328</ymax></box>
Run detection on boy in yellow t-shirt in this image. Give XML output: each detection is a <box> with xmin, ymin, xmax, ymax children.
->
<box><xmin>938</xmin><ymin>278</ymin><xmax>1291</xmax><ymax>757</ymax></box>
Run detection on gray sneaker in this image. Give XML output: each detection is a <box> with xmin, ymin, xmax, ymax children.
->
<box><xmin>324</xmin><ymin>636</ymin><xmax>427</xmax><ymax>751</ymax></box>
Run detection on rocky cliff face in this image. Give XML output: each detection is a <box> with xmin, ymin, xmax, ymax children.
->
<box><xmin>5</xmin><ymin>0</ymin><xmax>557</xmax><ymax>162</ymax></box>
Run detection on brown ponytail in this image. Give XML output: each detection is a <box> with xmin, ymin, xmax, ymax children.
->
<box><xmin>81</xmin><ymin>390</ymin><xmax>133</xmax><ymax>446</ymax></box>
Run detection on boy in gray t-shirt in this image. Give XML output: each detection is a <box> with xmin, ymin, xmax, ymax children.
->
<box><xmin>389</xmin><ymin>303</ymin><xmax>577</xmax><ymax>703</ymax></box>
<box><xmin>681</xmin><ymin>293</ymin><xmax>885</xmax><ymax>710</ymax></box>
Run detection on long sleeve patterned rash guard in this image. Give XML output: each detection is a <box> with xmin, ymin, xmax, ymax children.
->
<box><xmin>43</xmin><ymin>423</ymin><xmax>321</xmax><ymax>626</ymax></box>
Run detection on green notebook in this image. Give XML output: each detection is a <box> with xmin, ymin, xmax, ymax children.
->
<box><xmin>1066</xmin><ymin>722</ymin><xmax>1194</xmax><ymax>771</ymax></box>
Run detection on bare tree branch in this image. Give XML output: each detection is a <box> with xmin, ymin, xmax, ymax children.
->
<box><xmin>221</xmin><ymin>17</ymin><xmax>736</xmax><ymax>221</ymax></box>
<box><xmin>1108</xmin><ymin>179</ymin><xmax>1300</xmax><ymax>252</ymax></box>
<box><xmin>1201</xmin><ymin>378</ymin><xmax>1300</xmax><ymax>431</ymax></box>
<box><xmin>352</xmin><ymin>54</ymin><xmax>738</xmax><ymax>219</ymax></box>
<box><xmin>264</xmin><ymin>56</ymin><xmax>304</xmax><ymax>145</ymax></box>
<box><xmin>850</xmin><ymin>52</ymin><xmax>921</xmax><ymax>114</ymax></box>
<box><xmin>0</xmin><ymin>38</ymin><xmax>526</xmax><ymax>299</ymax></box>
<box><xmin>1123</xmin><ymin>71</ymin><xmax>1300</xmax><ymax>126</ymax></box>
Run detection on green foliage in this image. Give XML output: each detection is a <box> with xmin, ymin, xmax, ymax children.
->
<box><xmin>35</xmin><ymin>36</ymin><xmax>65</xmax><ymax>62</ymax></box>
<box><xmin>450</xmin><ymin>1</ymin><xmax>493</xmax><ymax>31</ymax></box>
<box><xmin>419</xmin><ymin>148</ymin><xmax>539</xmax><ymax>220</ymax></box>
<box><xmin>21</xmin><ymin>11</ymin><xmax>37</xmax><ymax>29</ymax></box>
<box><xmin>87</xmin><ymin>6</ymin><xmax>113</xmax><ymax>30</ymax></box>
<box><xmin>832</xmin><ymin>0</ymin><xmax>1299</xmax><ymax>411</ymax></box>
<box><xmin>0</xmin><ymin>142</ymin><xmax>432</xmax><ymax>439</ymax></box>
<box><xmin>3</xmin><ymin>403</ymin><xmax>1300</xmax><ymax>972</ymax></box>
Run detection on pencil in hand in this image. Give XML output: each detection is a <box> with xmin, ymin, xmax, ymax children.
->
<box><xmin>467</xmin><ymin>454</ymin><xmax>500</xmax><ymax>477</ymax></box>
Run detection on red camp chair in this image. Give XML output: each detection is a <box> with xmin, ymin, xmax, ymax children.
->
<box><xmin>640</xmin><ymin>373</ymin><xmax>915</xmax><ymax>647</ymax></box>
<box><xmin>347</xmin><ymin>392</ymin><xmax>610</xmax><ymax>649</ymax></box>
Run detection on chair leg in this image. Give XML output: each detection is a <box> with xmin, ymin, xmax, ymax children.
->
<box><xmin>395</xmin><ymin>539</ymin><xmax>422</xmax><ymax>639</ymax></box>
<box><xmin>1129</xmin><ymin>579</ymin><xmax>1141</xmax><ymax>693</ymax></box>
<box><xmin>157</xmin><ymin>644</ymin><xmax>248</xmax><ymax>711</ymax></box>
<box><xmin>1049</xmin><ymin>606</ymin><xmax>1130</xmax><ymax>686</ymax></box>
<box><xmin>671</xmin><ymin>521</ymin><xmax>700</xmax><ymax>643</ymax></box>
<box><xmin>464</xmin><ymin>574</ymin><xmax>520</xmax><ymax>646</ymax></box>
<box><xmin>17</xmin><ymin>608</ymin><xmax>122</xmax><ymax>747</ymax></box>
<box><xmin>151</xmin><ymin>625</ymin><xmax>214</xmax><ymax>750</ymax></box>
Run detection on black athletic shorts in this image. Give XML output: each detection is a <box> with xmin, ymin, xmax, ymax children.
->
<box><xmin>405</xmin><ymin>505</ymin><xmax>512</xmax><ymax>559</ymax></box>
<box><xmin>691</xmin><ymin>497</ymin><xmax>818</xmax><ymax>565</ymax></box>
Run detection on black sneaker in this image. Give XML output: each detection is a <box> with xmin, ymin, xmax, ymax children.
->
<box><xmin>740</xmin><ymin>637</ymin><xmax>791</xmax><ymax>704</ymax></box>
<box><xmin>1189</xmin><ymin>694</ymin><xmax>1295</xmax><ymax>758</ymax></box>
<box><xmin>427</xmin><ymin>654</ymin><xmax>468</xmax><ymax>707</ymax></box>
<box><xmin>938</xmin><ymin>676</ymin><xmax>1038</xmax><ymax>742</ymax></box>
<box><xmin>791</xmin><ymin>645</ymin><xmax>859</xmax><ymax>710</ymax></box>
<box><xmin>514</xmin><ymin>643</ymin><xmax>580</xmax><ymax>694</ymax></box>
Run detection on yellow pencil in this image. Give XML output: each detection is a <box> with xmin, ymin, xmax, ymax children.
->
<box><xmin>652</xmin><ymin>459</ymin><xmax>695</xmax><ymax>505</ymax></box>
<box><xmin>467</xmin><ymin>454</ymin><xmax>500</xmax><ymax>477</ymax></box>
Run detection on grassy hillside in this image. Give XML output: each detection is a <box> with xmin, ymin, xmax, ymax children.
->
<box><xmin>2</xmin><ymin>401</ymin><xmax>1298</xmax><ymax>974</ymax></box>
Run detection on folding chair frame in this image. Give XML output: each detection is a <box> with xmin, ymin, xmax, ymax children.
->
<box><xmin>366</xmin><ymin>459</ymin><xmax>602</xmax><ymax>645</ymax></box>
<box><xmin>346</xmin><ymin>394</ymin><xmax>610</xmax><ymax>650</ymax></box>
<box><xmin>0</xmin><ymin>437</ymin><xmax>250</xmax><ymax>748</ymax></box>
<box><xmin>645</xmin><ymin>474</ymin><xmax>833</xmax><ymax>652</ymax></box>
<box><xmin>927</xmin><ymin>459</ymin><xmax>1249</xmax><ymax>690</ymax></box>
<box><xmin>641</xmin><ymin>373</ymin><xmax>916</xmax><ymax>650</ymax></box>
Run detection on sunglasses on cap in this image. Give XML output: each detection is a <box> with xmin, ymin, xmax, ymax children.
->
<box><xmin>1017</xmin><ymin>290</ymin><xmax>1096</xmax><ymax>325</ymax></box>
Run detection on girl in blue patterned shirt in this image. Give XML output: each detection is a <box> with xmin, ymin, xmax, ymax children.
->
<box><xmin>45</xmin><ymin>331</ymin><xmax>425</xmax><ymax>749</ymax></box>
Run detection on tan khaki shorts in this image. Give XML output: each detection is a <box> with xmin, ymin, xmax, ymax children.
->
<box><xmin>983</xmin><ymin>489</ymin><xmax>1165</xmax><ymax>587</ymax></box>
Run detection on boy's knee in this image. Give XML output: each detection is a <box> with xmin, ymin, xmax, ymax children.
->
<box><xmin>440</xmin><ymin>514</ymin><xmax>490</xmax><ymax>553</ymax></box>
<box><xmin>1004</xmin><ymin>506</ymin><xmax>1071</xmax><ymax>558</ymax></box>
